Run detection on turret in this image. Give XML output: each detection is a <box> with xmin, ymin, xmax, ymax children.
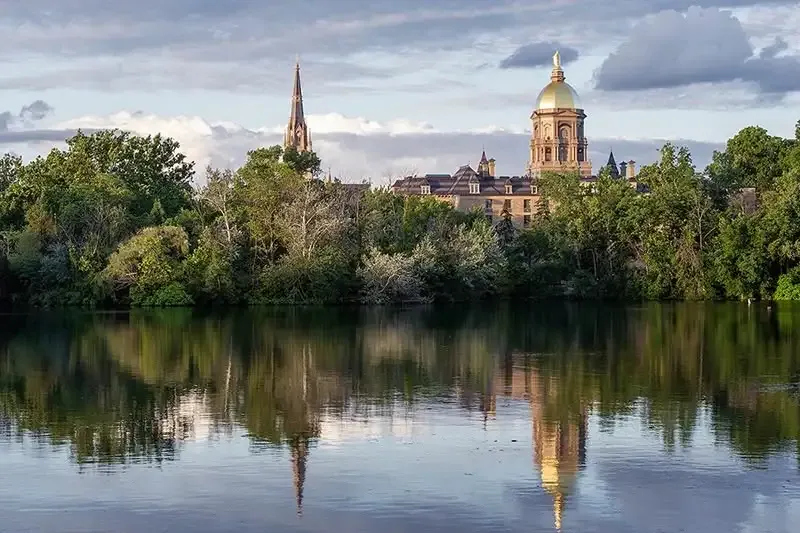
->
<box><xmin>478</xmin><ymin>150</ymin><xmax>491</xmax><ymax>177</ymax></box>
<box><xmin>605</xmin><ymin>150</ymin><xmax>620</xmax><ymax>179</ymax></box>
<box><xmin>626</xmin><ymin>160</ymin><xmax>636</xmax><ymax>180</ymax></box>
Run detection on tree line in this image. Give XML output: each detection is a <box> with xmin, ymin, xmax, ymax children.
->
<box><xmin>1</xmin><ymin>122</ymin><xmax>799</xmax><ymax>307</ymax></box>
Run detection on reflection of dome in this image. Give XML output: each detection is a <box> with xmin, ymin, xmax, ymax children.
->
<box><xmin>535</xmin><ymin>81</ymin><xmax>581</xmax><ymax>110</ymax></box>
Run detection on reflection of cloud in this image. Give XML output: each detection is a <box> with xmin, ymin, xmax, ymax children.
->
<box><xmin>319</xmin><ymin>411</ymin><xmax>415</xmax><ymax>444</ymax></box>
<box><xmin>162</xmin><ymin>391</ymin><xmax>215</xmax><ymax>443</ymax></box>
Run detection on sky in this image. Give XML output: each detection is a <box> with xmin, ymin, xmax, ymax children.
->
<box><xmin>1</xmin><ymin>0</ymin><xmax>799</xmax><ymax>184</ymax></box>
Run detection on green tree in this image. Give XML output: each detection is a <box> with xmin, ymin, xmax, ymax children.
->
<box><xmin>706</xmin><ymin>125</ymin><xmax>793</xmax><ymax>193</ymax></box>
<box><xmin>104</xmin><ymin>226</ymin><xmax>193</xmax><ymax>306</ymax></box>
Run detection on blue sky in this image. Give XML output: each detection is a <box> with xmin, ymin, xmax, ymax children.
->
<box><xmin>1</xmin><ymin>1</ymin><xmax>799</xmax><ymax>183</ymax></box>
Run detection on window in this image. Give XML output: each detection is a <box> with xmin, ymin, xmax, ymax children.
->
<box><xmin>420</xmin><ymin>184</ymin><xmax>430</xmax><ymax>195</ymax></box>
<box><xmin>523</xmin><ymin>215</ymin><xmax>531</xmax><ymax>227</ymax></box>
<box><xmin>484</xmin><ymin>199</ymin><xmax>492</xmax><ymax>210</ymax></box>
<box><xmin>469</xmin><ymin>182</ymin><xmax>480</xmax><ymax>194</ymax></box>
<box><xmin>505</xmin><ymin>184</ymin><xmax>512</xmax><ymax>195</ymax></box>
<box><xmin>523</xmin><ymin>199</ymin><xmax>531</xmax><ymax>211</ymax></box>
<box><xmin>530</xmin><ymin>185</ymin><xmax>538</xmax><ymax>195</ymax></box>
<box><xmin>503</xmin><ymin>199</ymin><xmax>512</xmax><ymax>211</ymax></box>
<box><xmin>545</xmin><ymin>147</ymin><xmax>552</xmax><ymax>161</ymax></box>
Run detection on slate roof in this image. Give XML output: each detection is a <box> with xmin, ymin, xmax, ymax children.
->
<box><xmin>392</xmin><ymin>163</ymin><xmax>606</xmax><ymax>196</ymax></box>
<box><xmin>392</xmin><ymin>165</ymin><xmax>541</xmax><ymax>196</ymax></box>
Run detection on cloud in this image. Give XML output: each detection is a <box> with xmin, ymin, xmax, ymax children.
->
<box><xmin>0</xmin><ymin>1</ymin><xmax>796</xmax><ymax>93</ymax></box>
<box><xmin>500</xmin><ymin>43</ymin><xmax>578</xmax><ymax>69</ymax></box>
<box><xmin>0</xmin><ymin>110</ymin><xmax>722</xmax><ymax>185</ymax></box>
<box><xmin>19</xmin><ymin>100</ymin><xmax>54</xmax><ymax>122</ymax></box>
<box><xmin>0</xmin><ymin>100</ymin><xmax>54</xmax><ymax>132</ymax></box>
<box><xmin>595</xmin><ymin>7</ymin><xmax>800</xmax><ymax>95</ymax></box>
<box><xmin>0</xmin><ymin>112</ymin><xmax>12</xmax><ymax>132</ymax></box>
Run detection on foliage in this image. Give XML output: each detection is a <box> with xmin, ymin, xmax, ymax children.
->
<box><xmin>2</xmin><ymin>120</ymin><xmax>800</xmax><ymax>307</ymax></box>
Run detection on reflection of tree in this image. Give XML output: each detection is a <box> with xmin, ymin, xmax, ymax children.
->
<box><xmin>0</xmin><ymin>302</ymin><xmax>798</xmax><ymax>478</ymax></box>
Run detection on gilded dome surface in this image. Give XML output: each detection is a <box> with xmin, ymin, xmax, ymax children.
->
<box><xmin>535</xmin><ymin>80</ymin><xmax>581</xmax><ymax>110</ymax></box>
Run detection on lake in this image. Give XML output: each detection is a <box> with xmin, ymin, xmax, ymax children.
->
<box><xmin>1</xmin><ymin>303</ymin><xmax>799</xmax><ymax>532</ymax></box>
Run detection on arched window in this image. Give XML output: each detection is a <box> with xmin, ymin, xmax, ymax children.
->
<box><xmin>545</xmin><ymin>147</ymin><xmax>552</xmax><ymax>161</ymax></box>
<box><xmin>558</xmin><ymin>144</ymin><xmax>567</xmax><ymax>162</ymax></box>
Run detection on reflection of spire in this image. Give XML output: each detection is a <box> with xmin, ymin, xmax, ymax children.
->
<box><xmin>291</xmin><ymin>436</ymin><xmax>309</xmax><ymax>516</ymax></box>
<box><xmin>554</xmin><ymin>491</ymin><xmax>564</xmax><ymax>531</ymax></box>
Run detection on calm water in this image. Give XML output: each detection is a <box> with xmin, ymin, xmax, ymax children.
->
<box><xmin>1</xmin><ymin>304</ymin><xmax>799</xmax><ymax>532</ymax></box>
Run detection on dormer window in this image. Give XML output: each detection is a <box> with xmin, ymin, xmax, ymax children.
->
<box><xmin>530</xmin><ymin>185</ymin><xmax>538</xmax><ymax>195</ymax></box>
<box><xmin>469</xmin><ymin>182</ymin><xmax>480</xmax><ymax>194</ymax></box>
<box><xmin>505</xmin><ymin>184</ymin><xmax>512</xmax><ymax>195</ymax></box>
<box><xmin>420</xmin><ymin>184</ymin><xmax>430</xmax><ymax>195</ymax></box>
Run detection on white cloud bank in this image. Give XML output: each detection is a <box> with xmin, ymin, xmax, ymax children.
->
<box><xmin>0</xmin><ymin>110</ymin><xmax>721</xmax><ymax>186</ymax></box>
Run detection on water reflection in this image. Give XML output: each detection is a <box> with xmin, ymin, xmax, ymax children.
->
<box><xmin>0</xmin><ymin>303</ymin><xmax>799</xmax><ymax>532</ymax></box>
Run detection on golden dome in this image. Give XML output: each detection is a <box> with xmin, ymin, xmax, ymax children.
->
<box><xmin>535</xmin><ymin>80</ymin><xmax>581</xmax><ymax>110</ymax></box>
<box><xmin>535</xmin><ymin>50</ymin><xmax>581</xmax><ymax>111</ymax></box>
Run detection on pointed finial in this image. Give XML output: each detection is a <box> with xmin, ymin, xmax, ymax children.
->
<box><xmin>553</xmin><ymin>50</ymin><xmax>561</xmax><ymax>69</ymax></box>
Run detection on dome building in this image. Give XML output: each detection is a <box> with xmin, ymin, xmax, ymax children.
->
<box><xmin>528</xmin><ymin>51</ymin><xmax>593</xmax><ymax>178</ymax></box>
<box><xmin>388</xmin><ymin>50</ymin><xmax>641</xmax><ymax>227</ymax></box>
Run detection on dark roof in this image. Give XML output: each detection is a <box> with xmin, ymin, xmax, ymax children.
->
<box><xmin>392</xmin><ymin>165</ymin><xmax>540</xmax><ymax>196</ymax></box>
<box><xmin>605</xmin><ymin>151</ymin><xmax>620</xmax><ymax>179</ymax></box>
<box><xmin>342</xmin><ymin>183</ymin><xmax>370</xmax><ymax>192</ymax></box>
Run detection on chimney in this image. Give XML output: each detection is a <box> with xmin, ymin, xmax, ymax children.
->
<box><xmin>626</xmin><ymin>160</ymin><xmax>636</xmax><ymax>180</ymax></box>
<box><xmin>619</xmin><ymin>161</ymin><xmax>627</xmax><ymax>178</ymax></box>
<box><xmin>488</xmin><ymin>158</ymin><xmax>496</xmax><ymax>178</ymax></box>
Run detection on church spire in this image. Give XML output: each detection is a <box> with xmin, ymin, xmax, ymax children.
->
<box><xmin>285</xmin><ymin>58</ymin><xmax>312</xmax><ymax>152</ymax></box>
<box><xmin>478</xmin><ymin>148</ymin><xmax>490</xmax><ymax>177</ymax></box>
<box><xmin>606</xmin><ymin>150</ymin><xmax>620</xmax><ymax>179</ymax></box>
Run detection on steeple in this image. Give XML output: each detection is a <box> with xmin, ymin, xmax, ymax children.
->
<box><xmin>606</xmin><ymin>150</ymin><xmax>620</xmax><ymax>179</ymax></box>
<box><xmin>285</xmin><ymin>58</ymin><xmax>312</xmax><ymax>153</ymax></box>
<box><xmin>478</xmin><ymin>149</ymin><xmax>491</xmax><ymax>177</ymax></box>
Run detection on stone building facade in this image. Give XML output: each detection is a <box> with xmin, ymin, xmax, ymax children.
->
<box><xmin>391</xmin><ymin>51</ymin><xmax>641</xmax><ymax>227</ymax></box>
<box><xmin>528</xmin><ymin>51</ymin><xmax>592</xmax><ymax>179</ymax></box>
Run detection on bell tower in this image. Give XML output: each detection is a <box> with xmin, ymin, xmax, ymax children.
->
<box><xmin>528</xmin><ymin>52</ymin><xmax>591</xmax><ymax>178</ymax></box>
<box><xmin>285</xmin><ymin>58</ymin><xmax>312</xmax><ymax>153</ymax></box>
